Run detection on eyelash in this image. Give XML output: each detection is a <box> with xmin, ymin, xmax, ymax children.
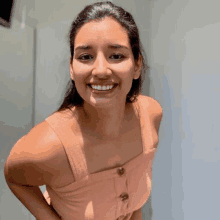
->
<box><xmin>77</xmin><ymin>54</ymin><xmax>125</xmax><ymax>61</ymax></box>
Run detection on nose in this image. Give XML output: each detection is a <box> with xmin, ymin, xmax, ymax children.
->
<box><xmin>92</xmin><ymin>52</ymin><xmax>111</xmax><ymax>78</ymax></box>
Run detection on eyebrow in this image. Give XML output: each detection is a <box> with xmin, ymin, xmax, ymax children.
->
<box><xmin>75</xmin><ymin>44</ymin><xmax>129</xmax><ymax>51</ymax></box>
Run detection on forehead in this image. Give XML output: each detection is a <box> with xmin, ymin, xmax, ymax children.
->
<box><xmin>74</xmin><ymin>17</ymin><xmax>130</xmax><ymax>47</ymax></box>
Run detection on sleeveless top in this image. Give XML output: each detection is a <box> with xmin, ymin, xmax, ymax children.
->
<box><xmin>42</xmin><ymin>95</ymin><xmax>159</xmax><ymax>220</ymax></box>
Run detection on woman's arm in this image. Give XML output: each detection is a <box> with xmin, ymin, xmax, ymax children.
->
<box><xmin>4</xmin><ymin>121</ymin><xmax>63</xmax><ymax>220</ymax></box>
<box><xmin>5</xmin><ymin>179</ymin><xmax>61</xmax><ymax>220</ymax></box>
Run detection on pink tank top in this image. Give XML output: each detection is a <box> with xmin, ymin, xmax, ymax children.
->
<box><xmin>43</xmin><ymin>95</ymin><xmax>159</xmax><ymax>220</ymax></box>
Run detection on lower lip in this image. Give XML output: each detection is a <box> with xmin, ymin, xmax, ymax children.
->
<box><xmin>88</xmin><ymin>84</ymin><xmax>118</xmax><ymax>93</ymax></box>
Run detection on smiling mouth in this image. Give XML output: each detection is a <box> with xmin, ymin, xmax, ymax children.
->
<box><xmin>87</xmin><ymin>84</ymin><xmax>118</xmax><ymax>91</ymax></box>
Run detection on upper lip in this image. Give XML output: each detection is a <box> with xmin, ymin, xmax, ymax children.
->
<box><xmin>88</xmin><ymin>83</ymin><xmax>118</xmax><ymax>86</ymax></box>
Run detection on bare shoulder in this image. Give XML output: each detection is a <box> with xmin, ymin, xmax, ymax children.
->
<box><xmin>138</xmin><ymin>94</ymin><xmax>163</xmax><ymax>114</ymax></box>
<box><xmin>4</xmin><ymin>120</ymin><xmax>67</xmax><ymax>186</ymax></box>
<box><xmin>137</xmin><ymin>94</ymin><xmax>163</xmax><ymax>133</ymax></box>
<box><xmin>138</xmin><ymin>94</ymin><xmax>163</xmax><ymax>109</ymax></box>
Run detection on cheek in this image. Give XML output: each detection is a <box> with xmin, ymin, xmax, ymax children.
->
<box><xmin>73</xmin><ymin>62</ymin><xmax>89</xmax><ymax>74</ymax></box>
<box><xmin>72</xmin><ymin>63</ymin><xmax>90</xmax><ymax>82</ymax></box>
<box><xmin>112</xmin><ymin>63</ymin><xmax>134</xmax><ymax>81</ymax></box>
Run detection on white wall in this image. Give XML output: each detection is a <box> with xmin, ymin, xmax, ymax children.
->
<box><xmin>13</xmin><ymin>0</ymin><xmax>38</xmax><ymax>28</ymax></box>
<box><xmin>149</xmin><ymin>0</ymin><xmax>220</xmax><ymax>220</ymax></box>
<box><xmin>0</xmin><ymin>8</ymin><xmax>34</xmax><ymax>220</ymax></box>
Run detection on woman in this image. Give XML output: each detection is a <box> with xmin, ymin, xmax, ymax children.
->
<box><xmin>4</xmin><ymin>1</ymin><xmax>163</xmax><ymax>220</ymax></box>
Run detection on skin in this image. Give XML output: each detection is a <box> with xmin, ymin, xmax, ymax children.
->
<box><xmin>69</xmin><ymin>17</ymin><xmax>142</xmax><ymax>140</ymax></box>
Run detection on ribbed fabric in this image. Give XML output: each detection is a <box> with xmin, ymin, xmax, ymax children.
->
<box><xmin>41</xmin><ymin>95</ymin><xmax>158</xmax><ymax>220</ymax></box>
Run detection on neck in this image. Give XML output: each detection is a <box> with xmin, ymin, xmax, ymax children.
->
<box><xmin>80</xmin><ymin>100</ymin><xmax>129</xmax><ymax>140</ymax></box>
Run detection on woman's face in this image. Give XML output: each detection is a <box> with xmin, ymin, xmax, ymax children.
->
<box><xmin>69</xmin><ymin>17</ymin><xmax>142</xmax><ymax>108</ymax></box>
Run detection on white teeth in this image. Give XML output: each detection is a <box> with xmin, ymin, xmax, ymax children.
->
<box><xmin>91</xmin><ymin>85</ymin><xmax>115</xmax><ymax>91</ymax></box>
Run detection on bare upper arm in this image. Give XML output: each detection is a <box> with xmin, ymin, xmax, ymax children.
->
<box><xmin>138</xmin><ymin>95</ymin><xmax>163</xmax><ymax>140</ymax></box>
<box><xmin>4</xmin><ymin>120</ymin><xmax>65</xmax><ymax>187</ymax></box>
<box><xmin>148</xmin><ymin>96</ymin><xmax>163</xmax><ymax>134</ymax></box>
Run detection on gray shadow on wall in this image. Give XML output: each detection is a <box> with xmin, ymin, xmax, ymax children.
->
<box><xmin>143</xmin><ymin>65</ymin><xmax>151</xmax><ymax>97</ymax></box>
<box><xmin>148</xmin><ymin>39</ymin><xmax>184</xmax><ymax>220</ymax></box>
<box><xmin>142</xmin><ymin>192</ymin><xmax>153</xmax><ymax>220</ymax></box>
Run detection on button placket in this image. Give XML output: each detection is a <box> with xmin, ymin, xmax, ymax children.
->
<box><xmin>115</xmin><ymin>167</ymin><xmax>130</xmax><ymax>218</ymax></box>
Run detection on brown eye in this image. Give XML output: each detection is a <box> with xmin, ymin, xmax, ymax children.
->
<box><xmin>110</xmin><ymin>54</ymin><xmax>125</xmax><ymax>60</ymax></box>
<box><xmin>78</xmin><ymin>54</ymin><xmax>93</xmax><ymax>61</ymax></box>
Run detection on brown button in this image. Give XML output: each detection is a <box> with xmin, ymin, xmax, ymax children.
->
<box><xmin>120</xmin><ymin>193</ymin><xmax>129</xmax><ymax>201</ymax></box>
<box><xmin>117</xmin><ymin>167</ymin><xmax>125</xmax><ymax>176</ymax></box>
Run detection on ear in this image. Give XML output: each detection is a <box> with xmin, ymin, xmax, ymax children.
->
<box><xmin>69</xmin><ymin>58</ymin><xmax>74</xmax><ymax>81</ymax></box>
<box><xmin>133</xmin><ymin>55</ymin><xmax>142</xmax><ymax>79</ymax></box>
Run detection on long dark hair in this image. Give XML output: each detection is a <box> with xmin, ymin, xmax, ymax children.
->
<box><xmin>55</xmin><ymin>1</ymin><xmax>148</xmax><ymax>114</ymax></box>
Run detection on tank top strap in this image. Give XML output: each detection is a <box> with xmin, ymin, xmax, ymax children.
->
<box><xmin>134</xmin><ymin>95</ymin><xmax>156</xmax><ymax>153</ymax></box>
<box><xmin>45</xmin><ymin>110</ymin><xmax>89</xmax><ymax>182</ymax></box>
